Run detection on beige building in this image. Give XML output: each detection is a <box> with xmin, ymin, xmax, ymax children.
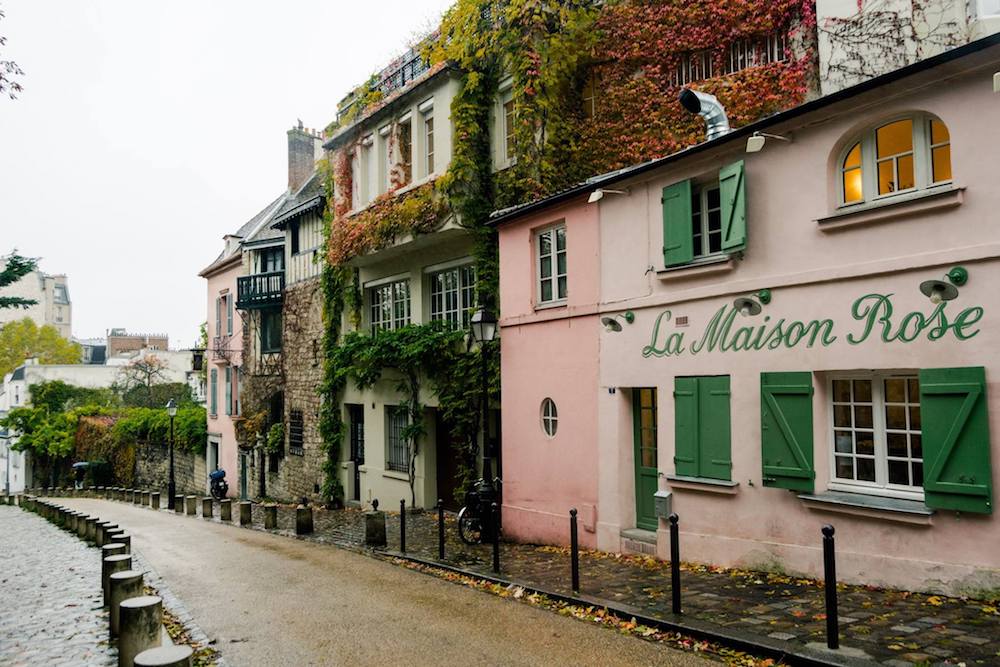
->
<box><xmin>0</xmin><ymin>259</ymin><xmax>72</xmax><ymax>339</ymax></box>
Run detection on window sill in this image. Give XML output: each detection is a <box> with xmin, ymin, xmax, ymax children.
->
<box><xmin>383</xmin><ymin>470</ymin><xmax>410</xmax><ymax>482</ymax></box>
<box><xmin>816</xmin><ymin>185</ymin><xmax>964</xmax><ymax>231</ymax></box>
<box><xmin>798</xmin><ymin>491</ymin><xmax>934</xmax><ymax>525</ymax></box>
<box><xmin>656</xmin><ymin>255</ymin><xmax>735</xmax><ymax>281</ymax></box>
<box><xmin>534</xmin><ymin>300</ymin><xmax>568</xmax><ymax>312</ymax></box>
<box><xmin>664</xmin><ymin>474</ymin><xmax>739</xmax><ymax>495</ymax></box>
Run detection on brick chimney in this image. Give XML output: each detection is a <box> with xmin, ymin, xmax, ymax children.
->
<box><xmin>287</xmin><ymin>120</ymin><xmax>321</xmax><ymax>192</ymax></box>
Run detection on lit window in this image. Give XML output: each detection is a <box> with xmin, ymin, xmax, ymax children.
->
<box><xmin>691</xmin><ymin>185</ymin><xmax>723</xmax><ymax>258</ymax></box>
<box><xmin>837</xmin><ymin>113</ymin><xmax>951</xmax><ymax>206</ymax></box>
<box><xmin>430</xmin><ymin>265</ymin><xmax>476</xmax><ymax>328</ymax></box>
<box><xmin>536</xmin><ymin>225</ymin><xmax>567</xmax><ymax>304</ymax></box>
<box><xmin>369</xmin><ymin>279</ymin><xmax>411</xmax><ymax>332</ymax></box>
<box><xmin>541</xmin><ymin>398</ymin><xmax>558</xmax><ymax>437</ymax></box>
<box><xmin>830</xmin><ymin>374</ymin><xmax>923</xmax><ymax>497</ymax></box>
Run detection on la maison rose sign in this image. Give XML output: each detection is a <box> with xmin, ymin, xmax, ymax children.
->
<box><xmin>642</xmin><ymin>293</ymin><xmax>984</xmax><ymax>359</ymax></box>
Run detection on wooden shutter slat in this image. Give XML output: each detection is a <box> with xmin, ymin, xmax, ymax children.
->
<box><xmin>699</xmin><ymin>375</ymin><xmax>732</xmax><ymax>481</ymax></box>
<box><xmin>662</xmin><ymin>180</ymin><xmax>693</xmax><ymax>267</ymax></box>
<box><xmin>719</xmin><ymin>160</ymin><xmax>747</xmax><ymax>252</ymax></box>
<box><xmin>673</xmin><ymin>378</ymin><xmax>699</xmax><ymax>476</ymax></box>
<box><xmin>761</xmin><ymin>372</ymin><xmax>815</xmax><ymax>491</ymax></box>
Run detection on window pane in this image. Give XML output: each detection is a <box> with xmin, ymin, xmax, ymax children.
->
<box><xmin>555</xmin><ymin>227</ymin><xmax>566</xmax><ymax>251</ymax></box>
<box><xmin>835</xmin><ymin>456</ymin><xmax>853</xmax><ymax>479</ymax></box>
<box><xmin>855</xmin><ymin>432</ymin><xmax>875</xmax><ymax>455</ymax></box>
<box><xmin>856</xmin><ymin>457</ymin><xmax>876</xmax><ymax>481</ymax></box>
<box><xmin>833</xmin><ymin>404</ymin><xmax>852</xmax><ymax>428</ymax></box>
<box><xmin>539</xmin><ymin>231</ymin><xmax>551</xmax><ymax>256</ymax></box>
<box><xmin>854</xmin><ymin>405</ymin><xmax>873</xmax><ymax>429</ymax></box>
<box><xmin>930</xmin><ymin>119</ymin><xmax>949</xmax><ymax>144</ymax></box>
<box><xmin>540</xmin><ymin>255</ymin><xmax>552</xmax><ymax>279</ymax></box>
<box><xmin>878</xmin><ymin>159</ymin><xmax>895</xmax><ymax>194</ymax></box>
<box><xmin>876</xmin><ymin>119</ymin><xmax>913</xmax><ymax>158</ymax></box>
<box><xmin>541</xmin><ymin>280</ymin><xmax>552</xmax><ymax>302</ymax></box>
<box><xmin>707</xmin><ymin>187</ymin><xmax>720</xmax><ymax>209</ymax></box>
<box><xmin>888</xmin><ymin>460</ymin><xmax>909</xmax><ymax>485</ymax></box>
<box><xmin>834</xmin><ymin>431</ymin><xmax>853</xmax><ymax>453</ymax></box>
<box><xmin>843</xmin><ymin>167</ymin><xmax>863</xmax><ymax>203</ymax></box>
<box><xmin>932</xmin><ymin>145</ymin><xmax>952</xmax><ymax>182</ymax></box>
<box><xmin>640</xmin><ymin>388</ymin><xmax>653</xmax><ymax>408</ymax></box>
<box><xmin>843</xmin><ymin>142</ymin><xmax>861</xmax><ymax>169</ymax></box>
<box><xmin>853</xmin><ymin>379</ymin><xmax>872</xmax><ymax>402</ymax></box>
<box><xmin>907</xmin><ymin>378</ymin><xmax>919</xmax><ymax>401</ymax></box>
<box><xmin>885</xmin><ymin>378</ymin><xmax>905</xmax><ymax>403</ymax></box>
<box><xmin>897</xmin><ymin>154</ymin><xmax>914</xmax><ymax>190</ymax></box>
<box><xmin>887</xmin><ymin>432</ymin><xmax>908</xmax><ymax>457</ymax></box>
<box><xmin>557</xmin><ymin>276</ymin><xmax>567</xmax><ymax>299</ymax></box>
<box><xmin>910</xmin><ymin>433</ymin><xmax>922</xmax><ymax>458</ymax></box>
<box><xmin>912</xmin><ymin>461</ymin><xmax>923</xmax><ymax>486</ymax></box>
<box><xmin>833</xmin><ymin>380</ymin><xmax>851</xmax><ymax>402</ymax></box>
<box><xmin>556</xmin><ymin>251</ymin><xmax>566</xmax><ymax>276</ymax></box>
<box><xmin>886</xmin><ymin>405</ymin><xmax>906</xmax><ymax>430</ymax></box>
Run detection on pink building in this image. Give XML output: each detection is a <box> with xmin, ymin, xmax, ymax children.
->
<box><xmin>494</xmin><ymin>37</ymin><xmax>1000</xmax><ymax>594</ymax></box>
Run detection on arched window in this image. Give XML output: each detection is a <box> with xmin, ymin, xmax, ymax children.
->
<box><xmin>540</xmin><ymin>398</ymin><xmax>558</xmax><ymax>437</ymax></box>
<box><xmin>838</xmin><ymin>113</ymin><xmax>951</xmax><ymax>206</ymax></box>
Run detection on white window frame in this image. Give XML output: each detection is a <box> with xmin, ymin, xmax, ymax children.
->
<box><xmin>368</xmin><ymin>278</ymin><xmax>411</xmax><ymax>332</ymax></box>
<box><xmin>837</xmin><ymin>112</ymin><xmax>952</xmax><ymax>208</ymax></box>
<box><xmin>422</xmin><ymin>110</ymin><xmax>435</xmax><ymax>178</ymax></box>
<box><xmin>361</xmin><ymin>134</ymin><xmax>376</xmax><ymax>204</ymax></box>
<box><xmin>385</xmin><ymin>405</ymin><xmax>410</xmax><ymax>473</ymax></box>
<box><xmin>378</xmin><ymin>124</ymin><xmax>391</xmax><ymax>194</ymax></box>
<box><xmin>827</xmin><ymin>371</ymin><xmax>924</xmax><ymax>501</ymax></box>
<box><xmin>501</xmin><ymin>89</ymin><xmax>515</xmax><ymax>165</ymax></box>
<box><xmin>540</xmin><ymin>398</ymin><xmax>558</xmax><ymax>438</ymax></box>
<box><xmin>429</xmin><ymin>263</ymin><xmax>476</xmax><ymax>328</ymax></box>
<box><xmin>535</xmin><ymin>224</ymin><xmax>567</xmax><ymax>306</ymax></box>
<box><xmin>691</xmin><ymin>183</ymin><xmax>723</xmax><ymax>260</ymax></box>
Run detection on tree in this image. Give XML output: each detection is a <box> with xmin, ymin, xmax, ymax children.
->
<box><xmin>120</xmin><ymin>381</ymin><xmax>193</xmax><ymax>409</ymax></box>
<box><xmin>0</xmin><ymin>4</ymin><xmax>23</xmax><ymax>100</ymax></box>
<box><xmin>0</xmin><ymin>318</ymin><xmax>81</xmax><ymax>377</ymax></box>
<box><xmin>0</xmin><ymin>251</ymin><xmax>38</xmax><ymax>310</ymax></box>
<box><xmin>114</xmin><ymin>353</ymin><xmax>169</xmax><ymax>408</ymax></box>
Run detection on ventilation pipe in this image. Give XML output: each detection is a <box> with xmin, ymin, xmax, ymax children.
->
<box><xmin>679</xmin><ymin>88</ymin><xmax>731</xmax><ymax>141</ymax></box>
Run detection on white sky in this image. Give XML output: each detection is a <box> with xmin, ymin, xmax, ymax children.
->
<box><xmin>0</xmin><ymin>0</ymin><xmax>454</xmax><ymax>347</ymax></box>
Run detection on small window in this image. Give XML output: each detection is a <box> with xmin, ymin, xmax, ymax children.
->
<box><xmin>261</xmin><ymin>248</ymin><xmax>283</xmax><ymax>273</ymax></box>
<box><xmin>289</xmin><ymin>409</ymin><xmax>304</xmax><ymax>455</ymax></box>
<box><xmin>582</xmin><ymin>72</ymin><xmax>598</xmax><ymax>120</ymax></box>
<box><xmin>430</xmin><ymin>265</ymin><xmax>476</xmax><ymax>328</ymax></box>
<box><xmin>423</xmin><ymin>113</ymin><xmax>435</xmax><ymax>176</ymax></box>
<box><xmin>386</xmin><ymin>405</ymin><xmax>410</xmax><ymax>472</ymax></box>
<box><xmin>691</xmin><ymin>185</ymin><xmax>723</xmax><ymax>259</ymax></box>
<box><xmin>536</xmin><ymin>225</ymin><xmax>567</xmax><ymax>305</ymax></box>
<box><xmin>290</xmin><ymin>221</ymin><xmax>301</xmax><ymax>255</ymax></box>
<box><xmin>837</xmin><ymin>113</ymin><xmax>951</xmax><ymax>206</ymax></box>
<box><xmin>369</xmin><ymin>279</ymin><xmax>411</xmax><ymax>331</ymax></box>
<box><xmin>261</xmin><ymin>309</ymin><xmax>282</xmax><ymax>353</ymax></box>
<box><xmin>541</xmin><ymin>398</ymin><xmax>558</xmax><ymax>437</ymax></box>
<box><xmin>830</xmin><ymin>373</ymin><xmax>923</xmax><ymax>497</ymax></box>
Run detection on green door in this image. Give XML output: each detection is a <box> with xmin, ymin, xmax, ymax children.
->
<box><xmin>633</xmin><ymin>388</ymin><xmax>659</xmax><ymax>531</ymax></box>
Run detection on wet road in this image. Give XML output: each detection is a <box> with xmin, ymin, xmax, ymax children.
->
<box><xmin>58</xmin><ymin>499</ymin><xmax>705</xmax><ymax>666</ymax></box>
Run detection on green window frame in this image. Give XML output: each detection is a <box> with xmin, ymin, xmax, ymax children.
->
<box><xmin>673</xmin><ymin>376</ymin><xmax>732</xmax><ymax>481</ymax></box>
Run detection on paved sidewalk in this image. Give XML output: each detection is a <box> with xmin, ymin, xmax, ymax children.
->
<box><xmin>0</xmin><ymin>505</ymin><xmax>116</xmax><ymax>667</ymax></box>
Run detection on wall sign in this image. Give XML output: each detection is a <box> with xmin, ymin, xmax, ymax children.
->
<box><xmin>642</xmin><ymin>293</ymin><xmax>984</xmax><ymax>358</ymax></box>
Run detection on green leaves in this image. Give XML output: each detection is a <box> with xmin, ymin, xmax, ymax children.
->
<box><xmin>0</xmin><ymin>318</ymin><xmax>82</xmax><ymax>378</ymax></box>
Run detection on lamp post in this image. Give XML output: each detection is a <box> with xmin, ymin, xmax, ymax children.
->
<box><xmin>470</xmin><ymin>307</ymin><xmax>498</xmax><ymax>483</ymax></box>
<box><xmin>166</xmin><ymin>398</ymin><xmax>177</xmax><ymax>509</ymax></box>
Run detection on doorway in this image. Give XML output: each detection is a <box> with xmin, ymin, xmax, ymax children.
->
<box><xmin>435</xmin><ymin>411</ymin><xmax>463</xmax><ymax>510</ymax></box>
<box><xmin>348</xmin><ymin>404</ymin><xmax>364</xmax><ymax>502</ymax></box>
<box><xmin>632</xmin><ymin>388</ymin><xmax>659</xmax><ymax>531</ymax></box>
<box><xmin>207</xmin><ymin>439</ymin><xmax>219</xmax><ymax>493</ymax></box>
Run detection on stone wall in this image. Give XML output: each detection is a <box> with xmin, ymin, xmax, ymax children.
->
<box><xmin>133</xmin><ymin>440</ymin><xmax>207</xmax><ymax>496</ymax></box>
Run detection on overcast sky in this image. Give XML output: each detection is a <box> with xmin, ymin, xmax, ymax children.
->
<box><xmin>0</xmin><ymin>0</ymin><xmax>453</xmax><ymax>347</ymax></box>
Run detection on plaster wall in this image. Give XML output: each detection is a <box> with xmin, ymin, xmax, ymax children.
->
<box><xmin>205</xmin><ymin>260</ymin><xmax>243</xmax><ymax>498</ymax></box>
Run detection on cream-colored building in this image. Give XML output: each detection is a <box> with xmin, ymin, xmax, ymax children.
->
<box><xmin>0</xmin><ymin>259</ymin><xmax>72</xmax><ymax>339</ymax></box>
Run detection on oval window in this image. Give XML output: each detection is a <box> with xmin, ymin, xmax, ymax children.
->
<box><xmin>540</xmin><ymin>398</ymin><xmax>558</xmax><ymax>437</ymax></box>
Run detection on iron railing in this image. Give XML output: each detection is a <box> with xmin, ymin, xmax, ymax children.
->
<box><xmin>236</xmin><ymin>271</ymin><xmax>284</xmax><ymax>310</ymax></box>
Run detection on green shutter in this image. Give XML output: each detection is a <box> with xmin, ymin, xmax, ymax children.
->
<box><xmin>662</xmin><ymin>180</ymin><xmax>693</xmax><ymax>267</ymax></box>
<box><xmin>224</xmin><ymin>367</ymin><xmax>232</xmax><ymax>416</ymax></box>
<box><xmin>719</xmin><ymin>160</ymin><xmax>746</xmax><ymax>252</ymax></box>
<box><xmin>227</xmin><ymin>296</ymin><xmax>234</xmax><ymax>335</ymax></box>
<box><xmin>699</xmin><ymin>375</ymin><xmax>732</xmax><ymax>481</ymax></box>
<box><xmin>210</xmin><ymin>369</ymin><xmax>218</xmax><ymax>415</ymax></box>
<box><xmin>673</xmin><ymin>377</ymin><xmax>698</xmax><ymax>476</ymax></box>
<box><xmin>919</xmin><ymin>367</ymin><xmax>993</xmax><ymax>514</ymax></box>
<box><xmin>761</xmin><ymin>372</ymin><xmax>814</xmax><ymax>492</ymax></box>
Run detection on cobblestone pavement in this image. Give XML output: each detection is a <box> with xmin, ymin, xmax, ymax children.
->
<box><xmin>0</xmin><ymin>505</ymin><xmax>116</xmax><ymax>667</ymax></box>
<box><xmin>48</xmin><ymin>492</ymin><xmax>1000</xmax><ymax>665</ymax></box>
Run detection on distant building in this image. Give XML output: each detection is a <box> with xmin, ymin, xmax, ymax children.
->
<box><xmin>75</xmin><ymin>337</ymin><xmax>107</xmax><ymax>365</ymax></box>
<box><xmin>106</xmin><ymin>329</ymin><xmax>169</xmax><ymax>357</ymax></box>
<box><xmin>0</xmin><ymin>258</ymin><xmax>72</xmax><ymax>339</ymax></box>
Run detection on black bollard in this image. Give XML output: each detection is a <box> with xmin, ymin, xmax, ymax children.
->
<box><xmin>491</xmin><ymin>502</ymin><xmax>500</xmax><ymax>574</ymax></box>
<box><xmin>437</xmin><ymin>499</ymin><xmax>445</xmax><ymax>560</ymax></box>
<box><xmin>400</xmin><ymin>499</ymin><xmax>406</xmax><ymax>553</ymax></box>
<box><xmin>570</xmin><ymin>508</ymin><xmax>580</xmax><ymax>593</ymax></box>
<box><xmin>669</xmin><ymin>513</ymin><xmax>681</xmax><ymax>614</ymax></box>
<box><xmin>822</xmin><ymin>524</ymin><xmax>839</xmax><ymax>649</ymax></box>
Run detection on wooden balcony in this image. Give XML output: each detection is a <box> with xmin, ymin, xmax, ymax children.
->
<box><xmin>236</xmin><ymin>271</ymin><xmax>284</xmax><ymax>310</ymax></box>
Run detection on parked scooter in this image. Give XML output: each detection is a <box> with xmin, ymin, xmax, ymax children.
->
<box><xmin>209</xmin><ymin>469</ymin><xmax>229</xmax><ymax>500</ymax></box>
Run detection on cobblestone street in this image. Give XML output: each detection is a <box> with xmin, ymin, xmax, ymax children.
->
<box><xmin>0</xmin><ymin>505</ymin><xmax>115</xmax><ymax>667</ymax></box>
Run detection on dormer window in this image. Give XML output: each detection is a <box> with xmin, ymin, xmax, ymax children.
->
<box><xmin>838</xmin><ymin>113</ymin><xmax>952</xmax><ymax>207</ymax></box>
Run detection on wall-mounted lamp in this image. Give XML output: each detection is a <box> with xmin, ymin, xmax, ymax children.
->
<box><xmin>588</xmin><ymin>188</ymin><xmax>629</xmax><ymax>204</ymax></box>
<box><xmin>600</xmin><ymin>311</ymin><xmax>635</xmax><ymax>332</ymax></box>
<box><xmin>745</xmin><ymin>131</ymin><xmax>792</xmax><ymax>153</ymax></box>
<box><xmin>993</xmin><ymin>72</ymin><xmax>1000</xmax><ymax>93</ymax></box>
<box><xmin>920</xmin><ymin>266</ymin><xmax>968</xmax><ymax>304</ymax></box>
<box><xmin>732</xmin><ymin>289</ymin><xmax>772</xmax><ymax>317</ymax></box>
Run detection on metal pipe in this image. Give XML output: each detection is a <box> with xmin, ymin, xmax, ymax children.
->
<box><xmin>570</xmin><ymin>508</ymin><xmax>580</xmax><ymax>593</ymax></box>
<box><xmin>437</xmin><ymin>499</ymin><xmax>445</xmax><ymax>560</ymax></box>
<box><xmin>679</xmin><ymin>89</ymin><xmax>731</xmax><ymax>141</ymax></box>
<box><xmin>491</xmin><ymin>502</ymin><xmax>500</xmax><ymax>574</ymax></box>
<box><xmin>822</xmin><ymin>525</ymin><xmax>839</xmax><ymax>649</ymax></box>
<box><xmin>400</xmin><ymin>499</ymin><xmax>406</xmax><ymax>553</ymax></box>
<box><xmin>669</xmin><ymin>513</ymin><xmax>681</xmax><ymax>614</ymax></box>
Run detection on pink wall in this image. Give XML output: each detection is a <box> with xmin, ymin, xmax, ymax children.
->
<box><xmin>204</xmin><ymin>259</ymin><xmax>242</xmax><ymax>498</ymax></box>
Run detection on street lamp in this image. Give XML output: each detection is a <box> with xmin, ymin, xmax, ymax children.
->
<box><xmin>166</xmin><ymin>398</ymin><xmax>177</xmax><ymax>509</ymax></box>
<box><xmin>470</xmin><ymin>307</ymin><xmax>498</xmax><ymax>482</ymax></box>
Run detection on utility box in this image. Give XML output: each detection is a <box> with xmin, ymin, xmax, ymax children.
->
<box><xmin>654</xmin><ymin>490</ymin><xmax>673</xmax><ymax>518</ymax></box>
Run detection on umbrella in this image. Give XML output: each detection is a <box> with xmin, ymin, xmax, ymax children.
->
<box><xmin>72</xmin><ymin>461</ymin><xmax>90</xmax><ymax>469</ymax></box>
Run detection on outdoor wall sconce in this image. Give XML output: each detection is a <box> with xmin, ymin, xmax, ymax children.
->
<box><xmin>733</xmin><ymin>289</ymin><xmax>772</xmax><ymax>317</ymax></box>
<box><xmin>745</xmin><ymin>131</ymin><xmax>792</xmax><ymax>153</ymax></box>
<box><xmin>587</xmin><ymin>188</ymin><xmax>629</xmax><ymax>204</ymax></box>
<box><xmin>920</xmin><ymin>266</ymin><xmax>968</xmax><ymax>304</ymax></box>
<box><xmin>601</xmin><ymin>311</ymin><xmax>635</xmax><ymax>332</ymax></box>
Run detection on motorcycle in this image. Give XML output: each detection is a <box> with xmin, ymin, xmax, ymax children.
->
<box><xmin>209</xmin><ymin>469</ymin><xmax>229</xmax><ymax>500</ymax></box>
<box><xmin>457</xmin><ymin>476</ymin><xmax>502</xmax><ymax>545</ymax></box>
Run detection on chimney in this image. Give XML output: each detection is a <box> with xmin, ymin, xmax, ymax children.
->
<box><xmin>287</xmin><ymin>120</ymin><xmax>321</xmax><ymax>192</ymax></box>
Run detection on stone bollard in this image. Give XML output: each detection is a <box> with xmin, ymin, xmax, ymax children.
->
<box><xmin>76</xmin><ymin>514</ymin><xmax>90</xmax><ymax>539</ymax></box>
<box><xmin>150</xmin><ymin>492</ymin><xmax>160</xmax><ymax>510</ymax></box>
<box><xmin>201</xmin><ymin>497</ymin><xmax>213</xmax><ymax>519</ymax></box>
<box><xmin>263</xmin><ymin>504</ymin><xmax>277</xmax><ymax>529</ymax></box>
<box><xmin>135</xmin><ymin>645</ymin><xmax>194</xmax><ymax>667</ymax></box>
<box><xmin>239</xmin><ymin>501</ymin><xmax>251</xmax><ymax>526</ymax></box>
<box><xmin>86</xmin><ymin>517</ymin><xmax>99</xmax><ymax>543</ymax></box>
<box><xmin>174</xmin><ymin>495</ymin><xmax>184</xmax><ymax>513</ymax></box>
<box><xmin>220</xmin><ymin>499</ymin><xmax>232</xmax><ymax>522</ymax></box>
<box><xmin>109</xmin><ymin>569</ymin><xmax>144</xmax><ymax>636</ymax></box>
<box><xmin>109</xmin><ymin>532</ymin><xmax>131</xmax><ymax>553</ymax></box>
<box><xmin>118</xmin><ymin>595</ymin><xmax>163</xmax><ymax>667</ymax></box>
<box><xmin>133</xmin><ymin>489</ymin><xmax>142</xmax><ymax>504</ymax></box>
<box><xmin>97</xmin><ymin>522</ymin><xmax>118</xmax><ymax>546</ymax></box>
<box><xmin>185</xmin><ymin>495</ymin><xmax>197</xmax><ymax>516</ymax></box>
<box><xmin>66</xmin><ymin>511</ymin><xmax>78</xmax><ymax>533</ymax></box>
<box><xmin>102</xmin><ymin>553</ymin><xmax>132</xmax><ymax>604</ymax></box>
<box><xmin>296</xmin><ymin>504</ymin><xmax>314</xmax><ymax>535</ymax></box>
<box><xmin>364</xmin><ymin>507</ymin><xmax>387</xmax><ymax>547</ymax></box>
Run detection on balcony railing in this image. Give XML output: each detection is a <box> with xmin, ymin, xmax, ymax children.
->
<box><xmin>210</xmin><ymin>336</ymin><xmax>234</xmax><ymax>363</ymax></box>
<box><xmin>236</xmin><ymin>271</ymin><xmax>284</xmax><ymax>310</ymax></box>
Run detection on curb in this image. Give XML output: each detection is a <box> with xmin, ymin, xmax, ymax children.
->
<box><xmin>381</xmin><ymin>550</ymin><xmax>874</xmax><ymax>667</ymax></box>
